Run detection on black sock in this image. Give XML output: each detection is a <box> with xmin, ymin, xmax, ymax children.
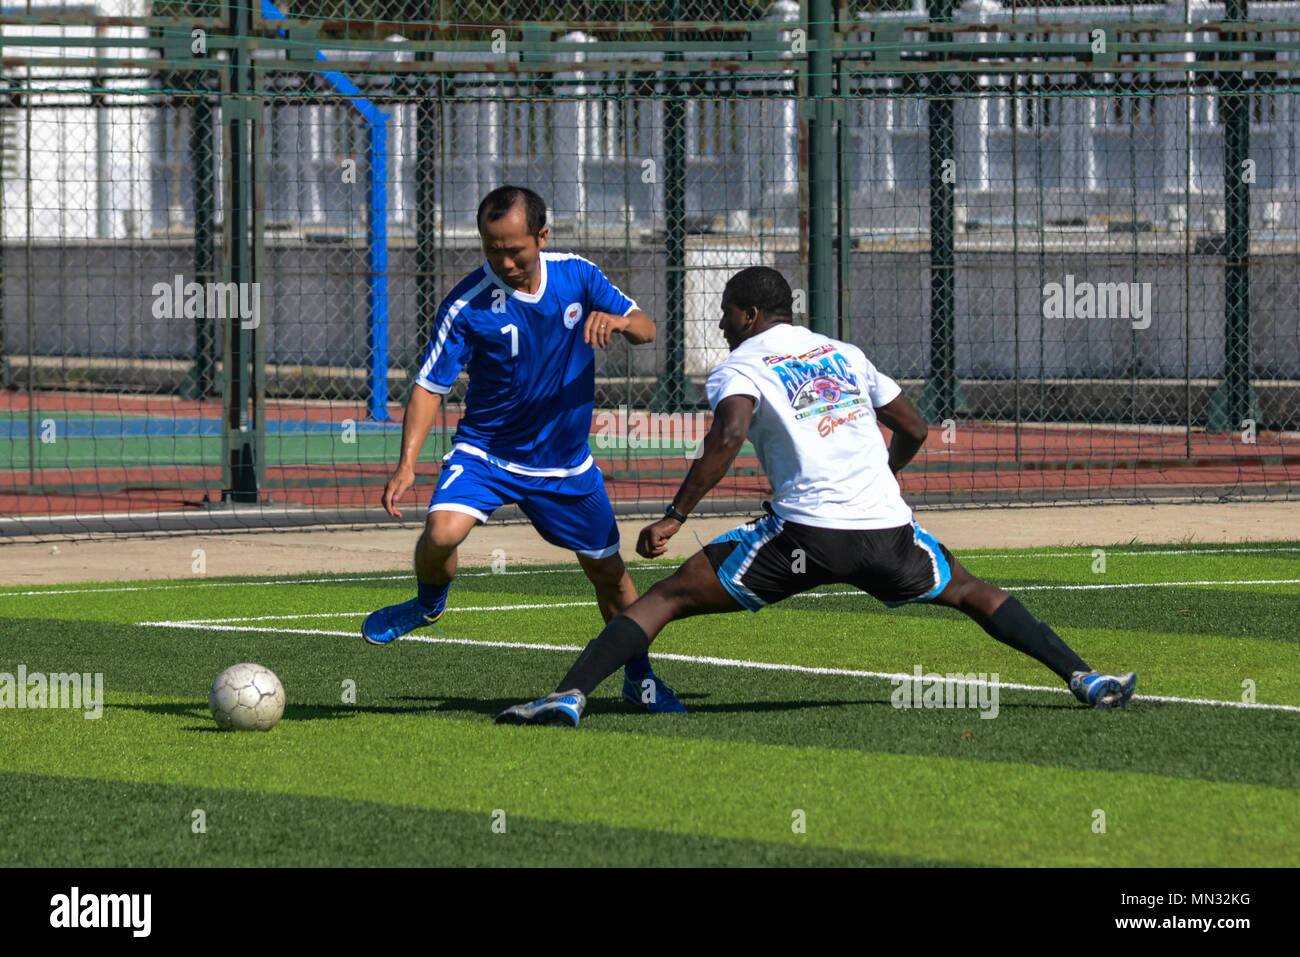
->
<box><xmin>557</xmin><ymin>615</ymin><xmax>651</xmax><ymax>696</ymax></box>
<box><xmin>983</xmin><ymin>596</ymin><xmax>1089</xmax><ymax>682</ymax></box>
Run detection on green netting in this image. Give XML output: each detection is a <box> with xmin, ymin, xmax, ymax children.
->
<box><xmin>1</xmin><ymin>2</ymin><xmax>1297</xmax><ymax>537</ymax></box>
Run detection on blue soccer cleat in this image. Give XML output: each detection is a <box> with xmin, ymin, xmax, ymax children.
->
<box><xmin>622</xmin><ymin>672</ymin><xmax>688</xmax><ymax>714</ymax></box>
<box><xmin>1070</xmin><ymin>670</ymin><xmax>1137</xmax><ymax>710</ymax></box>
<box><xmin>495</xmin><ymin>690</ymin><xmax>587</xmax><ymax>727</ymax></box>
<box><xmin>362</xmin><ymin>596</ymin><xmax>445</xmax><ymax>646</ymax></box>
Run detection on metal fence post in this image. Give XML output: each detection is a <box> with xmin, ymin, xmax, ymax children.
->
<box><xmin>413</xmin><ymin>57</ymin><xmax>438</xmax><ymax>404</ymax></box>
<box><xmin>0</xmin><ymin>78</ymin><xmax>8</xmax><ymax>389</ymax></box>
<box><xmin>920</xmin><ymin>0</ymin><xmax>963</xmax><ymax>422</ymax></box>
<box><xmin>181</xmin><ymin>73</ymin><xmax>216</xmax><ymax>400</ymax></box>
<box><xmin>652</xmin><ymin>1</ymin><xmax>696</xmax><ymax>413</ymax></box>
<box><xmin>836</xmin><ymin>57</ymin><xmax>852</xmax><ymax>344</ymax></box>
<box><xmin>221</xmin><ymin>0</ymin><xmax>262</xmax><ymax>503</ymax></box>
<box><xmin>808</xmin><ymin>0</ymin><xmax>835</xmax><ymax>336</ymax></box>
<box><xmin>1208</xmin><ymin>0</ymin><xmax>1262</xmax><ymax>432</ymax></box>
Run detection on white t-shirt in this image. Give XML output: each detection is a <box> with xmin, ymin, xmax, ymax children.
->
<box><xmin>705</xmin><ymin>323</ymin><xmax>914</xmax><ymax>530</ymax></box>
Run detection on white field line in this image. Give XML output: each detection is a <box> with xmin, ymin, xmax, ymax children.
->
<box><xmin>7</xmin><ymin>551</ymin><xmax>1300</xmax><ymax>599</ymax></box>
<box><xmin>689</xmin><ymin>579</ymin><xmax>1300</xmax><ymax>598</ymax></box>
<box><xmin>990</xmin><ymin>578</ymin><xmax>1300</xmax><ymax>591</ymax></box>
<box><xmin>962</xmin><ymin>546</ymin><xmax>1300</xmax><ymax>558</ymax></box>
<box><xmin>0</xmin><ymin>574</ymin><xmax>411</xmax><ymax>598</ymax></box>
<box><xmin>153</xmin><ymin>573</ymin><xmax>1300</xmax><ymax>626</ymax></box>
<box><xmin>0</xmin><ymin>568</ymin><xmax>604</xmax><ymax>598</ymax></box>
<box><xmin>1</xmin><ymin>567</ymin><xmax>656</xmax><ymax>598</ymax></box>
<box><xmin>173</xmin><ymin>603</ymin><xmax>597</xmax><ymax>623</ymax></box>
<box><xmin>135</xmin><ymin>617</ymin><xmax>1300</xmax><ymax>714</ymax></box>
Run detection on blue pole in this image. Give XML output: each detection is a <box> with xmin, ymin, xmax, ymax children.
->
<box><xmin>367</xmin><ymin>121</ymin><xmax>390</xmax><ymax>420</ymax></box>
<box><xmin>260</xmin><ymin>0</ymin><xmax>392</xmax><ymax>421</ymax></box>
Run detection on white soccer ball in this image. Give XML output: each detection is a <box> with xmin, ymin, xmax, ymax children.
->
<box><xmin>208</xmin><ymin>663</ymin><xmax>285</xmax><ymax>731</ymax></box>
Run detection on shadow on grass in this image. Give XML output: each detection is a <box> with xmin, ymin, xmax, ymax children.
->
<box><xmin>114</xmin><ymin>699</ymin><xmax>450</xmax><ymax>730</ymax></box>
<box><xmin>114</xmin><ymin>692</ymin><xmax>1086</xmax><ymax>731</ymax></box>
<box><xmin>407</xmin><ymin>694</ymin><xmax>1078</xmax><ymax>718</ymax></box>
<box><xmin>650</xmin><ymin>698</ymin><xmax>1081</xmax><ymax>715</ymax></box>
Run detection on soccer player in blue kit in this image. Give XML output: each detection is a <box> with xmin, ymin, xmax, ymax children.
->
<box><xmin>364</xmin><ymin>185</ymin><xmax>685</xmax><ymax>712</ymax></box>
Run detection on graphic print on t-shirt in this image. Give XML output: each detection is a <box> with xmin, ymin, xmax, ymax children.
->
<box><xmin>705</xmin><ymin>324</ymin><xmax>912</xmax><ymax>530</ymax></box>
<box><xmin>761</xmin><ymin>343</ymin><xmax>865</xmax><ymax>420</ymax></box>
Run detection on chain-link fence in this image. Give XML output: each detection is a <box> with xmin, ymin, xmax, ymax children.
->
<box><xmin>2</xmin><ymin>1</ymin><xmax>1297</xmax><ymax>537</ymax></box>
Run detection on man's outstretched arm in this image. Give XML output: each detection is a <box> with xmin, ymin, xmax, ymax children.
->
<box><xmin>874</xmin><ymin>393</ymin><xmax>929</xmax><ymax>476</ymax></box>
<box><xmin>637</xmin><ymin>394</ymin><xmax>756</xmax><ymax>559</ymax></box>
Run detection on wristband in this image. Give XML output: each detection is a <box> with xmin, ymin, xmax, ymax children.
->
<box><xmin>664</xmin><ymin>505</ymin><xmax>689</xmax><ymax>524</ymax></box>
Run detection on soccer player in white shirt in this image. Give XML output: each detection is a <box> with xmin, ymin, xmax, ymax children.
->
<box><xmin>498</xmin><ymin>267</ymin><xmax>1136</xmax><ymax>726</ymax></box>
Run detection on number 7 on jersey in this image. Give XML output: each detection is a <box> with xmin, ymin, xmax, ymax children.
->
<box><xmin>500</xmin><ymin>324</ymin><xmax>519</xmax><ymax>358</ymax></box>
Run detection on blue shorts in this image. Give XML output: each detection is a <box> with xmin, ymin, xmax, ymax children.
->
<box><xmin>428</xmin><ymin>446</ymin><xmax>621</xmax><ymax>559</ymax></box>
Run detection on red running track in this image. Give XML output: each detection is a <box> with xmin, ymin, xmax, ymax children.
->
<box><xmin>3</xmin><ymin>392</ymin><xmax>1296</xmax><ymax>519</ymax></box>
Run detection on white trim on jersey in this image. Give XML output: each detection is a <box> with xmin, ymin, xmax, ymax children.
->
<box><xmin>452</xmin><ymin>442</ymin><xmax>594</xmax><ymax>479</ymax></box>
<box><xmin>415</xmin><ymin>273</ymin><xmax>495</xmax><ymax>392</ymax></box>
<box><xmin>483</xmin><ymin>256</ymin><xmax>549</xmax><ymax>304</ymax></box>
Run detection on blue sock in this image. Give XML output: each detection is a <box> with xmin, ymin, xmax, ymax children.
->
<box><xmin>624</xmin><ymin>651</ymin><xmax>653</xmax><ymax>679</ymax></box>
<box><xmin>417</xmin><ymin>581</ymin><xmax>450</xmax><ymax>613</ymax></box>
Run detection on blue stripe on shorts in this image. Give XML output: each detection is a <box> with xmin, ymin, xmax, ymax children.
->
<box><xmin>707</xmin><ymin>513</ymin><xmax>785</xmax><ymax>612</ymax></box>
<box><xmin>882</xmin><ymin>521</ymin><xmax>952</xmax><ymax>607</ymax></box>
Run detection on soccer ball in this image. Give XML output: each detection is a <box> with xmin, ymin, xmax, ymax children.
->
<box><xmin>208</xmin><ymin>663</ymin><xmax>285</xmax><ymax>731</ymax></box>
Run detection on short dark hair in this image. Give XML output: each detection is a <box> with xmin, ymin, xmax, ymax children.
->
<box><xmin>477</xmin><ymin>185</ymin><xmax>547</xmax><ymax>235</ymax></box>
<box><xmin>723</xmin><ymin>266</ymin><xmax>794</xmax><ymax>320</ymax></box>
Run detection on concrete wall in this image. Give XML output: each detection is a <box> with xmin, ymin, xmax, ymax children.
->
<box><xmin>5</xmin><ymin>238</ymin><xmax>1299</xmax><ymax>387</ymax></box>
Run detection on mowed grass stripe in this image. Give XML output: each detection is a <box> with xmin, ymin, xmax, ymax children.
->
<box><xmin>3</xmin><ymin>618</ymin><xmax>1295</xmax><ymax>788</ymax></box>
<box><xmin>5</xmin><ymin>559</ymin><xmax>1298</xmax><ymax>653</ymax></box>
<box><xmin>137</xmin><ymin>616</ymin><xmax>1300</xmax><ymax>712</ymax></box>
<box><xmin>1</xmin><ymin>697</ymin><xmax>1295</xmax><ymax>867</ymax></box>
<box><xmin>4</xmin><ymin>541</ymin><xmax>1300</xmax><ymax>603</ymax></box>
<box><xmin>134</xmin><ymin>571</ymin><xmax>1300</xmax><ymax>646</ymax></box>
<box><xmin>0</xmin><ymin>772</ymin><xmax>941</xmax><ymax>868</ymax></box>
<box><xmin>133</xmin><ymin>578</ymin><xmax>1300</xmax><ymax>706</ymax></box>
<box><xmin>7</xmin><ymin>589</ymin><xmax>1300</xmax><ymax>715</ymax></box>
<box><xmin>7</xmin><ymin>602</ymin><xmax>1300</xmax><ymax>712</ymax></box>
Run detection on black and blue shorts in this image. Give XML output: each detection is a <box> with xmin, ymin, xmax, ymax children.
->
<box><xmin>703</xmin><ymin>512</ymin><xmax>954</xmax><ymax>612</ymax></box>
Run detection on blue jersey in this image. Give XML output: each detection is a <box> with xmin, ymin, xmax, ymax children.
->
<box><xmin>414</xmin><ymin>251</ymin><xmax>637</xmax><ymax>474</ymax></box>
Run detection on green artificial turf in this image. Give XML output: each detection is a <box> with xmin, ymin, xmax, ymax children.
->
<box><xmin>1</xmin><ymin>542</ymin><xmax>1297</xmax><ymax>866</ymax></box>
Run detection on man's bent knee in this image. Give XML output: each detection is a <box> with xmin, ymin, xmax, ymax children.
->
<box><xmin>578</xmin><ymin>552</ymin><xmax>628</xmax><ymax>590</ymax></box>
<box><xmin>422</xmin><ymin>509</ymin><xmax>478</xmax><ymax>551</ymax></box>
